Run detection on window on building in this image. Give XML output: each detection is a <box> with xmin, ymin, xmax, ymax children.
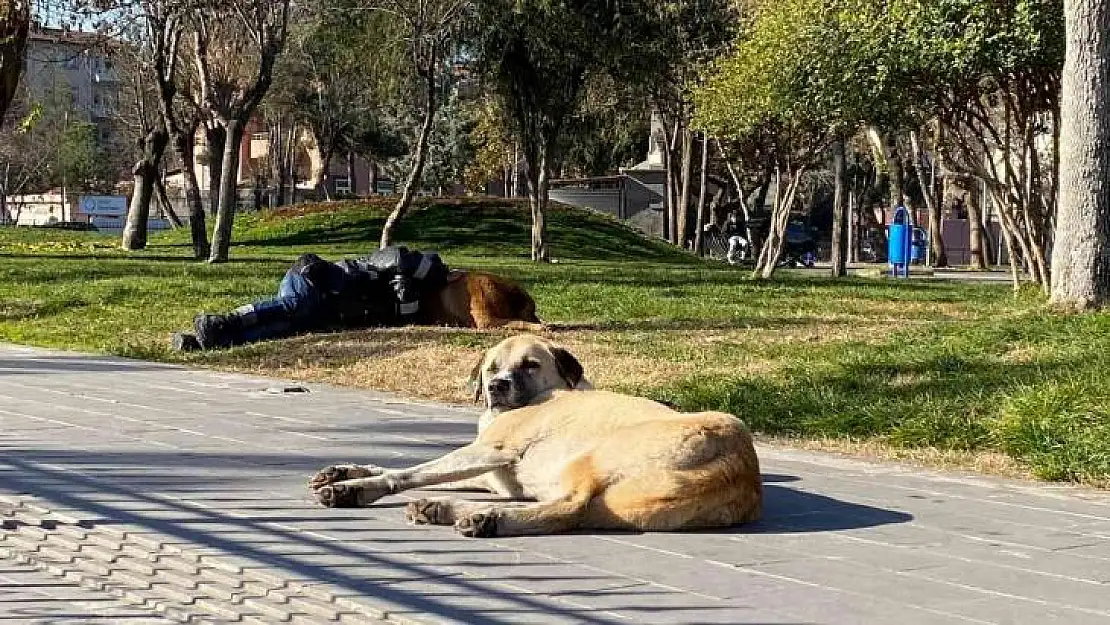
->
<box><xmin>334</xmin><ymin>177</ymin><xmax>352</xmax><ymax>195</ymax></box>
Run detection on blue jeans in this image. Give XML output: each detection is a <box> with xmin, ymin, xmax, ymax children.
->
<box><xmin>233</xmin><ymin>263</ymin><xmax>333</xmax><ymax>343</ymax></box>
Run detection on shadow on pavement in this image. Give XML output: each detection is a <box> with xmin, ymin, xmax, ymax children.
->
<box><xmin>0</xmin><ymin>450</ymin><xmax>911</xmax><ymax>623</ymax></box>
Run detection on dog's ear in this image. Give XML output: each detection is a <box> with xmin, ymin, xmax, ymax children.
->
<box><xmin>551</xmin><ymin>347</ymin><xmax>584</xmax><ymax>389</ymax></box>
<box><xmin>466</xmin><ymin>353</ymin><xmax>486</xmax><ymax>403</ymax></box>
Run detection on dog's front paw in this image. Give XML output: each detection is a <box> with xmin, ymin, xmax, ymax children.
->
<box><xmin>309</xmin><ymin>464</ymin><xmax>384</xmax><ymax>490</ymax></box>
<box><xmin>314</xmin><ymin>481</ymin><xmax>391</xmax><ymax>508</ymax></box>
<box><xmin>406</xmin><ymin>499</ymin><xmax>452</xmax><ymax>525</ymax></box>
<box><xmin>454</xmin><ymin>512</ymin><xmax>498</xmax><ymax>538</ymax></box>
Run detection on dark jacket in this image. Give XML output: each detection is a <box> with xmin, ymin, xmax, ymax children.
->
<box><xmin>298</xmin><ymin>247</ymin><xmax>449</xmax><ymax>326</ymax></box>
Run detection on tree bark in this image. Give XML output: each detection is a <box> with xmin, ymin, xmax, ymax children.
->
<box><xmin>677</xmin><ymin>129</ymin><xmax>694</xmax><ymax>249</ymax></box>
<box><xmin>172</xmin><ymin>127</ymin><xmax>209</xmax><ymax>259</ymax></box>
<box><xmin>205</xmin><ymin>124</ymin><xmax>225</xmax><ymax>217</ymax></box>
<box><xmin>755</xmin><ymin>166</ymin><xmax>805</xmax><ymax>279</ymax></box>
<box><xmin>910</xmin><ymin>130</ymin><xmax>947</xmax><ymax>267</ymax></box>
<box><xmin>967</xmin><ymin>186</ymin><xmax>988</xmax><ymax>270</ymax></box>
<box><xmin>830</xmin><ymin>139</ymin><xmax>849</xmax><ymax>278</ymax></box>
<box><xmin>380</xmin><ymin>62</ymin><xmax>437</xmax><ymax>249</ymax></box>
<box><xmin>527</xmin><ymin>138</ymin><xmax>551</xmax><ymax>262</ymax></box>
<box><xmin>154</xmin><ymin>175</ymin><xmax>183</xmax><ymax>228</ymax></box>
<box><xmin>721</xmin><ymin>152</ymin><xmax>756</xmax><ymax>247</ymax></box>
<box><xmin>0</xmin><ymin>0</ymin><xmax>29</xmax><ymax>122</ymax></box>
<box><xmin>208</xmin><ymin>118</ymin><xmax>244</xmax><ymax>263</ymax></box>
<box><xmin>347</xmin><ymin>149</ymin><xmax>357</xmax><ymax>196</ymax></box>
<box><xmin>693</xmin><ymin>134</ymin><xmax>710</xmax><ymax>255</ymax></box>
<box><xmin>661</xmin><ymin>126</ymin><xmax>673</xmax><ymax>242</ymax></box>
<box><xmin>888</xmin><ymin>133</ymin><xmax>905</xmax><ymax>210</ymax></box>
<box><xmin>122</xmin><ymin>128</ymin><xmax>170</xmax><ymax>251</ymax></box>
<box><xmin>1051</xmin><ymin>0</ymin><xmax>1110</xmax><ymax>308</ymax></box>
<box><xmin>319</xmin><ymin>143</ymin><xmax>335</xmax><ymax>201</ymax></box>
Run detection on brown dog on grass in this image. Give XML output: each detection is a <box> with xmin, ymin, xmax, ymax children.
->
<box><xmin>426</xmin><ymin>270</ymin><xmax>545</xmax><ymax>332</ymax></box>
<box><xmin>310</xmin><ymin>335</ymin><xmax>762</xmax><ymax>538</ymax></box>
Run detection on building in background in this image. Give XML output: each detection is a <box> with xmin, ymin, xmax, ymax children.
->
<box><xmin>21</xmin><ymin>27</ymin><xmax>121</xmax><ymax>151</ymax></box>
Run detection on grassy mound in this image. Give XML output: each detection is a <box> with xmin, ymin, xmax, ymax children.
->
<box><xmin>155</xmin><ymin>198</ymin><xmax>692</xmax><ymax>263</ymax></box>
<box><xmin>2</xmin><ymin>198</ymin><xmax>1109</xmax><ymax>486</ymax></box>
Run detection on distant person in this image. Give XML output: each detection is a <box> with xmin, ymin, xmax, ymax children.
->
<box><xmin>173</xmin><ymin>246</ymin><xmax>449</xmax><ymax>351</ymax></box>
<box><xmin>724</xmin><ymin>212</ymin><xmax>749</xmax><ymax>265</ymax></box>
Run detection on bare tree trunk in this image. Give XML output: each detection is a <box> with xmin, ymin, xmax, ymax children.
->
<box><xmin>722</xmin><ymin>156</ymin><xmax>756</xmax><ymax>246</ymax></box>
<box><xmin>368</xmin><ymin>161</ymin><xmax>378</xmax><ymax>196</ymax></box>
<box><xmin>997</xmin><ymin>211</ymin><xmax>1022</xmax><ymax>291</ymax></box>
<box><xmin>848</xmin><ymin>174</ymin><xmax>857</xmax><ymax>264</ymax></box>
<box><xmin>693</xmin><ymin>134</ymin><xmax>710</xmax><ymax>255</ymax></box>
<box><xmin>0</xmin><ymin>0</ymin><xmax>29</xmax><ymax>122</ymax></box>
<box><xmin>755</xmin><ymin>166</ymin><xmax>805</xmax><ymax>279</ymax></box>
<box><xmin>154</xmin><ymin>175</ymin><xmax>183</xmax><ymax>228</ymax></box>
<box><xmin>179</xmin><ymin>134</ymin><xmax>209</xmax><ymax>259</ymax></box>
<box><xmin>347</xmin><ymin>149</ymin><xmax>357</xmax><ymax>196</ymax></box>
<box><xmin>1051</xmin><ymin>0</ymin><xmax>1110</xmax><ymax>307</ymax></box>
<box><xmin>205</xmin><ymin>124</ymin><xmax>225</xmax><ymax>217</ymax></box>
<box><xmin>677</xmin><ymin>129</ymin><xmax>694</xmax><ymax>249</ymax></box>
<box><xmin>282</xmin><ymin>123</ymin><xmax>296</xmax><ymax>204</ymax></box>
<box><xmin>380</xmin><ymin>66</ymin><xmax>436</xmax><ymax>248</ymax></box>
<box><xmin>511</xmin><ymin>142</ymin><xmax>521</xmax><ymax>197</ymax></box>
<box><xmin>319</xmin><ymin>144</ymin><xmax>335</xmax><ymax>201</ymax></box>
<box><xmin>528</xmin><ymin>139</ymin><xmax>551</xmax><ymax>262</ymax></box>
<box><xmin>661</xmin><ymin>127</ymin><xmax>673</xmax><ymax>242</ymax></box>
<box><xmin>268</xmin><ymin>119</ymin><xmax>291</xmax><ymax>207</ymax></box>
<box><xmin>830</xmin><ymin>139</ymin><xmax>848</xmax><ymax>278</ymax></box>
<box><xmin>910</xmin><ymin>130</ymin><xmax>947</xmax><ymax>267</ymax></box>
<box><xmin>122</xmin><ymin>128</ymin><xmax>170</xmax><ymax>250</ymax></box>
<box><xmin>967</xmin><ymin>186</ymin><xmax>988</xmax><ymax>270</ymax></box>
<box><xmin>208</xmin><ymin>118</ymin><xmax>244</xmax><ymax>263</ymax></box>
<box><xmin>888</xmin><ymin>134</ymin><xmax>905</xmax><ymax>210</ymax></box>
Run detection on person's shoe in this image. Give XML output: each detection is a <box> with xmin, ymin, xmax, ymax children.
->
<box><xmin>193</xmin><ymin>314</ymin><xmax>241</xmax><ymax>350</ymax></box>
<box><xmin>172</xmin><ymin>332</ymin><xmax>202</xmax><ymax>352</ymax></box>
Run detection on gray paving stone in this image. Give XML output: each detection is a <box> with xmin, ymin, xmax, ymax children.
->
<box><xmin>3</xmin><ymin>342</ymin><xmax>1110</xmax><ymax>624</ymax></box>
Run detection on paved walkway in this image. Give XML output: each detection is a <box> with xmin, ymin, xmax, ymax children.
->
<box><xmin>1</xmin><ymin>344</ymin><xmax>1109</xmax><ymax>624</ymax></box>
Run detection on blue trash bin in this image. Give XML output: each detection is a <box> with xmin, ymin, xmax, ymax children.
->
<box><xmin>888</xmin><ymin>207</ymin><xmax>913</xmax><ymax>277</ymax></box>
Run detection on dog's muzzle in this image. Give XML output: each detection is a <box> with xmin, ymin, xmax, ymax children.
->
<box><xmin>486</xmin><ymin>375</ymin><xmax>524</xmax><ymax>410</ymax></box>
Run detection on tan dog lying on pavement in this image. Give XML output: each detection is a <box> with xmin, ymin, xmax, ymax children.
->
<box><xmin>309</xmin><ymin>335</ymin><xmax>762</xmax><ymax>537</ymax></box>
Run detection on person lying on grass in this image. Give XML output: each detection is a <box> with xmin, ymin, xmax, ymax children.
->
<box><xmin>173</xmin><ymin>246</ymin><xmax>450</xmax><ymax>351</ymax></box>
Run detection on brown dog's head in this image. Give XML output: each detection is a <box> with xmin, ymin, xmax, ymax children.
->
<box><xmin>467</xmin><ymin>334</ymin><xmax>586</xmax><ymax>411</ymax></box>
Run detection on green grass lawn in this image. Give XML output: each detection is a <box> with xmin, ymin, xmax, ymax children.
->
<box><xmin>2</xmin><ymin>198</ymin><xmax>1108</xmax><ymax>486</ymax></box>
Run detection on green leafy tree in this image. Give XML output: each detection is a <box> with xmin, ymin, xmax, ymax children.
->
<box><xmin>473</xmin><ymin>0</ymin><xmax>633</xmax><ymax>261</ymax></box>
<box><xmin>616</xmin><ymin>0</ymin><xmax>740</xmax><ymax>245</ymax></box>
<box><xmin>694</xmin><ymin>0</ymin><xmax>850</xmax><ymax>277</ymax></box>
<box><xmin>275</xmin><ymin>4</ymin><xmax>405</xmax><ymax>200</ymax></box>
<box><xmin>893</xmin><ymin>0</ymin><xmax>1063</xmax><ymax>289</ymax></box>
<box><xmin>56</xmin><ymin>121</ymin><xmax>112</xmax><ymax>192</ymax></box>
<box><xmin>364</xmin><ymin>0</ymin><xmax>474</xmax><ymax>248</ymax></box>
<box><xmin>193</xmin><ymin>0</ymin><xmax>292</xmax><ymax>263</ymax></box>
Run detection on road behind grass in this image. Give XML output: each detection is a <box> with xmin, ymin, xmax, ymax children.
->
<box><xmin>1</xmin><ymin>198</ymin><xmax>1108</xmax><ymax>486</ymax></box>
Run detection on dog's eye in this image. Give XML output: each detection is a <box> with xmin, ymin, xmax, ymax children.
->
<box><xmin>520</xmin><ymin>359</ymin><xmax>540</xmax><ymax>371</ymax></box>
